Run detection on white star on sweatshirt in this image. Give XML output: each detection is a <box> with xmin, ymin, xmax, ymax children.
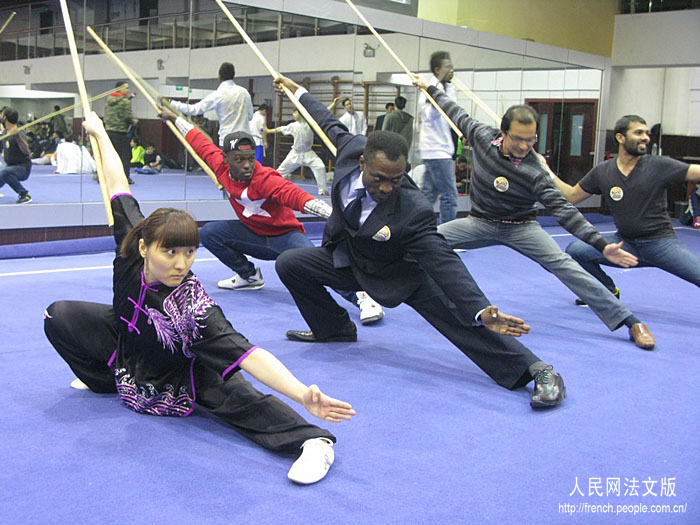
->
<box><xmin>235</xmin><ymin>187</ymin><xmax>272</xmax><ymax>218</ymax></box>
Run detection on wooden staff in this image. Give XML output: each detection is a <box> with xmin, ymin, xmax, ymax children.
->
<box><xmin>0</xmin><ymin>86</ymin><xmax>122</xmax><ymax>142</ymax></box>
<box><xmin>0</xmin><ymin>11</ymin><xmax>16</xmax><ymax>37</ymax></box>
<box><xmin>343</xmin><ymin>0</ymin><xmax>463</xmax><ymax>138</ymax></box>
<box><xmin>58</xmin><ymin>1</ymin><xmax>112</xmax><ymax>225</ymax></box>
<box><xmin>213</xmin><ymin>0</ymin><xmax>338</xmax><ymax>156</ymax></box>
<box><xmin>86</xmin><ymin>26</ymin><xmax>222</xmax><ymax>190</ymax></box>
<box><xmin>451</xmin><ymin>77</ymin><xmax>501</xmax><ymax>127</ymax></box>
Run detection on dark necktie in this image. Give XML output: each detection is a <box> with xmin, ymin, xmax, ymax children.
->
<box><xmin>343</xmin><ymin>188</ymin><xmax>366</xmax><ymax>229</ymax></box>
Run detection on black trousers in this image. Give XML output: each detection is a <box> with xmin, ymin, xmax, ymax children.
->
<box><xmin>106</xmin><ymin>130</ymin><xmax>131</xmax><ymax>179</ymax></box>
<box><xmin>276</xmin><ymin>247</ymin><xmax>539</xmax><ymax>390</ymax></box>
<box><xmin>44</xmin><ymin>300</ymin><xmax>334</xmax><ymax>453</ymax></box>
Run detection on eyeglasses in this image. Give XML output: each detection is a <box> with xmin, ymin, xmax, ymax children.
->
<box><xmin>506</xmin><ymin>131</ymin><xmax>538</xmax><ymax>146</ymax></box>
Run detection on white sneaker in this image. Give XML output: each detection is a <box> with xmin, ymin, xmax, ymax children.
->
<box><xmin>356</xmin><ymin>291</ymin><xmax>385</xmax><ymax>325</ymax></box>
<box><xmin>70</xmin><ymin>378</ymin><xmax>90</xmax><ymax>390</ymax></box>
<box><xmin>287</xmin><ymin>437</ymin><xmax>335</xmax><ymax>485</ymax></box>
<box><xmin>217</xmin><ymin>268</ymin><xmax>265</xmax><ymax>290</ymax></box>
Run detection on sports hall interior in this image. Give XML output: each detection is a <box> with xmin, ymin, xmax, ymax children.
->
<box><xmin>1</xmin><ymin>1</ymin><xmax>698</xmax><ymax>523</ymax></box>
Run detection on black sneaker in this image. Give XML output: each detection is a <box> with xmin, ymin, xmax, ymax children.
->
<box><xmin>575</xmin><ymin>287</ymin><xmax>620</xmax><ymax>307</ymax></box>
<box><xmin>17</xmin><ymin>194</ymin><xmax>32</xmax><ymax>204</ymax></box>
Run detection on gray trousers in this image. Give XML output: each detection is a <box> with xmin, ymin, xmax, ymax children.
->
<box><xmin>437</xmin><ymin>216</ymin><xmax>633</xmax><ymax>331</ymax></box>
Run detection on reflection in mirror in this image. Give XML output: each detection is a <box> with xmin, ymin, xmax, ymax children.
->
<box><xmin>522</xmin><ymin>57</ymin><xmax>602</xmax><ymax>185</ymax></box>
<box><xmin>180</xmin><ymin>2</ymin><xmax>283</xmax><ymax>201</ymax></box>
<box><xmin>266</xmin><ymin>12</ymin><xmax>360</xmax><ymax>198</ymax></box>
<box><xmin>0</xmin><ymin>85</ymin><xmax>82</xmax><ymax>205</ymax></box>
<box><xmin>0</xmin><ymin>1</ymin><xmax>602</xmax><ymax>218</ymax></box>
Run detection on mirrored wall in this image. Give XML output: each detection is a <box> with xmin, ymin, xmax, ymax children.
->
<box><xmin>0</xmin><ymin>0</ymin><xmax>603</xmax><ymax>223</ymax></box>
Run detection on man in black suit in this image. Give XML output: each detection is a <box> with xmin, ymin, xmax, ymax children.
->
<box><xmin>273</xmin><ymin>76</ymin><xmax>565</xmax><ymax>409</ymax></box>
<box><xmin>374</xmin><ymin>102</ymin><xmax>394</xmax><ymax>132</ymax></box>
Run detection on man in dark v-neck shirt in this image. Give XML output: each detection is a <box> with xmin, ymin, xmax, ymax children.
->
<box><xmin>553</xmin><ymin>115</ymin><xmax>700</xmax><ymax>300</ymax></box>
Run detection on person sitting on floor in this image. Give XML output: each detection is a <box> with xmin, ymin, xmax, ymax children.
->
<box><xmin>55</xmin><ymin>134</ymin><xmax>96</xmax><ymax>174</ymax></box>
<box><xmin>134</xmin><ymin>143</ymin><xmax>164</xmax><ymax>174</ymax></box>
<box><xmin>44</xmin><ymin>111</ymin><xmax>356</xmax><ymax>485</ymax></box>
<box><xmin>129</xmin><ymin>138</ymin><xmax>145</xmax><ymax>168</ymax></box>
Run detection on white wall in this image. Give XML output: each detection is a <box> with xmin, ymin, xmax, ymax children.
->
<box><xmin>609</xmin><ymin>11</ymin><xmax>700</xmax><ymax>137</ymax></box>
<box><xmin>613</xmin><ymin>10</ymin><xmax>700</xmax><ymax>68</ymax></box>
<box><xmin>605</xmin><ymin>66</ymin><xmax>700</xmax><ymax>136</ymax></box>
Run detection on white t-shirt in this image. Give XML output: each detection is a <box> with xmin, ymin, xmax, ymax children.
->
<box><xmin>339</xmin><ymin>111</ymin><xmax>367</xmax><ymax>136</ymax></box>
<box><xmin>419</xmin><ymin>75</ymin><xmax>456</xmax><ymax>160</ymax></box>
<box><xmin>249</xmin><ymin>111</ymin><xmax>266</xmax><ymax>146</ymax></box>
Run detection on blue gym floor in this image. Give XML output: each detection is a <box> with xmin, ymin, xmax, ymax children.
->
<box><xmin>0</xmin><ymin>221</ymin><xmax>698</xmax><ymax>524</ymax></box>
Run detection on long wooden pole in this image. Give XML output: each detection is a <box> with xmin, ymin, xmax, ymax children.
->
<box><xmin>451</xmin><ymin>77</ymin><xmax>501</xmax><ymax>127</ymax></box>
<box><xmin>213</xmin><ymin>0</ymin><xmax>338</xmax><ymax>156</ymax></box>
<box><xmin>343</xmin><ymin>0</ymin><xmax>463</xmax><ymax>138</ymax></box>
<box><xmin>86</xmin><ymin>26</ymin><xmax>222</xmax><ymax>190</ymax></box>
<box><xmin>0</xmin><ymin>86</ymin><xmax>122</xmax><ymax>142</ymax></box>
<box><xmin>58</xmin><ymin>1</ymin><xmax>113</xmax><ymax>226</ymax></box>
<box><xmin>0</xmin><ymin>11</ymin><xmax>16</xmax><ymax>37</ymax></box>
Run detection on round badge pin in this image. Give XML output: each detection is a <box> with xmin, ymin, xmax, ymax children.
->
<box><xmin>609</xmin><ymin>186</ymin><xmax>623</xmax><ymax>201</ymax></box>
<box><xmin>494</xmin><ymin>177</ymin><xmax>509</xmax><ymax>192</ymax></box>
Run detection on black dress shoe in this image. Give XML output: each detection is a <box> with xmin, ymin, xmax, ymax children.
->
<box><xmin>530</xmin><ymin>366</ymin><xmax>566</xmax><ymax>409</ymax></box>
<box><xmin>286</xmin><ymin>327</ymin><xmax>357</xmax><ymax>343</ymax></box>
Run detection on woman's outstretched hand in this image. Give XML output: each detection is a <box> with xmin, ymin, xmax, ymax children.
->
<box><xmin>302</xmin><ymin>385</ymin><xmax>356</xmax><ymax>422</ymax></box>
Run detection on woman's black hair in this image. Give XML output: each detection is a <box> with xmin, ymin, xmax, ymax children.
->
<box><xmin>120</xmin><ymin>208</ymin><xmax>199</xmax><ymax>259</ymax></box>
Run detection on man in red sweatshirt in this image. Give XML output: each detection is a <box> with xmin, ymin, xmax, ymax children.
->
<box><xmin>159</xmin><ymin>105</ymin><xmax>385</xmax><ymax>325</ymax></box>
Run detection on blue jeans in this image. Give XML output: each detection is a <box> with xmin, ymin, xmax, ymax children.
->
<box><xmin>0</xmin><ymin>164</ymin><xmax>30</xmax><ymax>196</ymax></box>
<box><xmin>200</xmin><ymin>220</ymin><xmax>357</xmax><ymax>304</ymax></box>
<box><xmin>566</xmin><ymin>234</ymin><xmax>700</xmax><ymax>290</ymax></box>
<box><xmin>200</xmin><ymin>220</ymin><xmax>313</xmax><ymax>278</ymax></box>
<box><xmin>421</xmin><ymin>158</ymin><xmax>458</xmax><ymax>223</ymax></box>
<box><xmin>438</xmin><ymin>216</ymin><xmax>634</xmax><ymax>331</ymax></box>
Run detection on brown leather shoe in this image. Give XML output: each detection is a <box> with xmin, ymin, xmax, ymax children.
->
<box><xmin>629</xmin><ymin>323</ymin><xmax>655</xmax><ymax>350</ymax></box>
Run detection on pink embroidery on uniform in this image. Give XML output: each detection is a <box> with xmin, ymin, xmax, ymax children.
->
<box><xmin>147</xmin><ymin>276</ymin><xmax>215</xmax><ymax>358</ymax></box>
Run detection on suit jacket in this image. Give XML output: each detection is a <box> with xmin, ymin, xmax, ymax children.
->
<box><xmin>300</xmin><ymin>92</ymin><xmax>490</xmax><ymax>318</ymax></box>
<box><xmin>375</xmin><ymin>114</ymin><xmax>386</xmax><ymax>132</ymax></box>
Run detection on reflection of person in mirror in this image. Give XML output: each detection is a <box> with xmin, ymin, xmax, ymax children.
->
<box><xmin>418</xmin><ymin>51</ymin><xmax>459</xmax><ymax>224</ymax></box>
<box><xmin>168</xmin><ymin>62</ymin><xmax>253</xmax><ymax>147</ymax></box>
<box><xmin>413</xmin><ymin>76</ymin><xmax>657</xmax><ymax>351</ymax></box>
<box><xmin>374</xmin><ymin>102</ymin><xmax>394</xmax><ymax>133</ymax></box>
<box><xmin>133</xmin><ymin>143</ymin><xmax>163</xmax><ymax>174</ymax></box>
<box><xmin>338</xmin><ymin>98</ymin><xmax>367</xmax><ymax>136</ymax></box>
<box><xmin>382</xmin><ymin>95</ymin><xmax>414</xmax><ymax>153</ymax></box>
<box><xmin>249</xmin><ymin>103</ymin><xmax>268</xmax><ymax>164</ymax></box>
<box><xmin>104</xmin><ymin>81</ymin><xmax>137</xmax><ymax>184</ymax></box>
<box><xmin>55</xmin><ymin>134</ymin><xmax>95</xmax><ymax>174</ymax></box>
<box><xmin>551</xmin><ymin>114</ymin><xmax>700</xmax><ymax>293</ymax></box>
<box><xmin>44</xmin><ymin>111</ymin><xmax>355</xmax><ymax>486</ymax></box>
<box><xmin>50</xmin><ymin>105</ymin><xmax>68</xmax><ymax>136</ymax></box>
<box><xmin>267</xmin><ymin>110</ymin><xmax>328</xmax><ymax>196</ymax></box>
<box><xmin>0</xmin><ymin>107</ymin><xmax>32</xmax><ymax>203</ymax></box>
